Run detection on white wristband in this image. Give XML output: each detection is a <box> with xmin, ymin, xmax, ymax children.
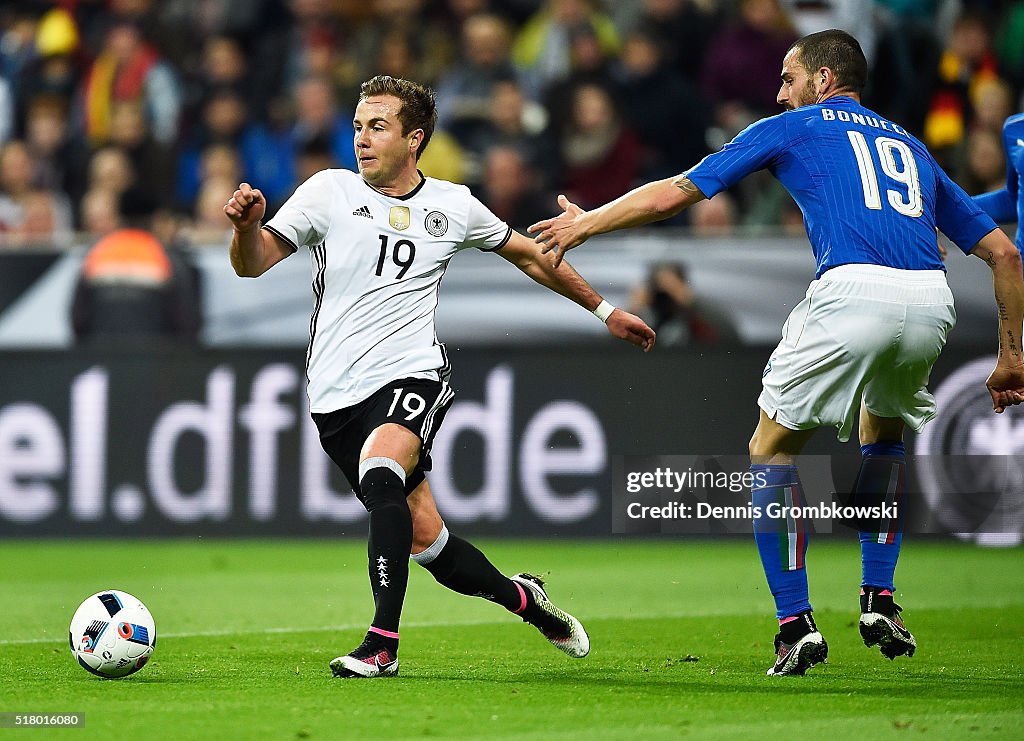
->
<box><xmin>592</xmin><ymin>300</ymin><xmax>615</xmax><ymax>323</ymax></box>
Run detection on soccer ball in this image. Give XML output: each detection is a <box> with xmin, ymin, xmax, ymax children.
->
<box><xmin>69</xmin><ymin>590</ymin><xmax>156</xmax><ymax>678</ymax></box>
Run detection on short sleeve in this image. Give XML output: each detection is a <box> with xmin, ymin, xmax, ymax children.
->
<box><xmin>933</xmin><ymin>161</ymin><xmax>999</xmax><ymax>254</ymax></box>
<box><xmin>263</xmin><ymin>170</ymin><xmax>335</xmax><ymax>250</ymax></box>
<box><xmin>684</xmin><ymin>114</ymin><xmax>788</xmax><ymax>199</ymax></box>
<box><xmin>463</xmin><ymin>193</ymin><xmax>513</xmax><ymax>252</ymax></box>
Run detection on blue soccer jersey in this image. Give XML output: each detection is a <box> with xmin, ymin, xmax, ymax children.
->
<box><xmin>973</xmin><ymin>112</ymin><xmax>1024</xmax><ymax>255</ymax></box>
<box><xmin>685</xmin><ymin>96</ymin><xmax>998</xmax><ymax>277</ymax></box>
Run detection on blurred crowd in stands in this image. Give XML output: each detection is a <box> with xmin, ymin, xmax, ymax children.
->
<box><xmin>0</xmin><ymin>0</ymin><xmax>1021</xmax><ymax>250</ymax></box>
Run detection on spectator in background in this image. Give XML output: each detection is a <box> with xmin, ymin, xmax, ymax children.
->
<box><xmin>186</xmin><ymin>143</ymin><xmax>246</xmax><ymax>233</ymax></box>
<box><xmin>0</xmin><ymin>10</ymin><xmax>43</xmax><ymax>126</ymax></box>
<box><xmin>79</xmin><ymin>186</ymin><xmax>124</xmax><ymax>236</ymax></box>
<box><xmin>199</xmin><ymin>143</ymin><xmax>243</xmax><ymax>190</ymax></box>
<box><xmin>17</xmin><ymin>7</ymin><xmax>84</xmax><ymax>125</ymax></box>
<box><xmin>540</xmin><ymin>20</ymin><xmax>617</xmax><ymax>139</ymax></box>
<box><xmin>628</xmin><ymin>262</ymin><xmax>740</xmax><ymax>345</ymax></box>
<box><xmin>23</xmin><ymin>95</ymin><xmax>84</xmax><ymax>200</ymax></box>
<box><xmin>373</xmin><ymin>30</ymin><xmax>427</xmax><ymax>85</ymax></box>
<box><xmin>176</xmin><ymin>33</ymin><xmax>252</xmax><ymax>153</ymax></box>
<box><xmin>958</xmin><ymin>128</ymin><xmax>1009</xmax><ymax>197</ymax></box>
<box><xmin>689</xmin><ymin>191</ymin><xmax>739</xmax><ymax>237</ymax></box>
<box><xmin>701</xmin><ymin>0</ymin><xmax>797</xmax><ymax>138</ymax></box>
<box><xmin>512</xmin><ymin>0</ymin><xmax>621</xmax><ymax>97</ymax></box>
<box><xmin>434</xmin><ymin>0</ymin><xmax>495</xmax><ymax>41</ymax></box>
<box><xmin>230</xmin><ymin>0</ymin><xmax>346</xmax><ymax>114</ymax></box>
<box><xmin>971</xmin><ymin>77</ymin><xmax>1014</xmax><ymax>139</ymax></box>
<box><xmin>476</xmin><ymin>145</ymin><xmax>553</xmax><ymax>231</ymax></box>
<box><xmin>464</xmin><ymin>80</ymin><xmax>553</xmax><ymax>187</ymax></box>
<box><xmin>107</xmin><ymin>100</ymin><xmax>175</xmax><ymax>211</ymax></box>
<box><xmin>923</xmin><ymin>11</ymin><xmax>1001</xmax><ymax>167</ymax></box>
<box><xmin>86</xmin><ymin>146</ymin><xmax>135</xmax><ymax>199</ymax></box>
<box><xmin>192</xmin><ymin>175</ymin><xmax>237</xmax><ymax>238</ymax></box>
<box><xmin>614</xmin><ymin>30</ymin><xmax>709</xmax><ymax>183</ymax></box>
<box><xmin>180</xmin><ymin>84</ymin><xmax>298</xmax><ymax>213</ymax></box>
<box><xmin>182</xmin><ymin>34</ymin><xmax>250</xmax><ymax>119</ymax></box>
<box><xmin>71</xmin><ymin>227</ymin><xmax>200</xmax><ymax>343</ymax></box>
<box><xmin>0</xmin><ymin>139</ymin><xmax>74</xmax><ymax>246</ymax></box>
<box><xmin>435</xmin><ymin>13</ymin><xmax>520</xmax><ymax>142</ymax></box>
<box><xmin>0</xmin><ymin>0</ymin><xmax>1017</xmax><ymax>251</ymax></box>
<box><xmin>347</xmin><ymin>0</ymin><xmax>451</xmax><ymax>87</ymax></box>
<box><xmin>559</xmin><ymin>83</ymin><xmax>641</xmax><ymax>210</ymax></box>
<box><xmin>175</xmin><ymin>87</ymin><xmax>249</xmax><ymax>209</ymax></box>
<box><xmin>290</xmin><ymin>77</ymin><xmax>358</xmax><ymax>174</ymax></box>
<box><xmin>80</xmin><ymin>19</ymin><xmax>182</xmax><ymax>148</ymax></box>
<box><xmin>11</xmin><ymin>189</ymin><xmax>74</xmax><ymax>248</ymax></box>
<box><xmin>77</xmin><ymin>0</ymin><xmax>163</xmax><ymax>61</ymax></box>
<box><xmin>153</xmin><ymin>0</ymin><xmax>284</xmax><ymax>72</ymax></box>
<box><xmin>239</xmin><ymin>96</ymin><xmax>298</xmax><ymax>212</ymax></box>
<box><xmin>85</xmin><ymin>145</ymin><xmax>153</xmax><ymax>223</ymax></box>
<box><xmin>615</xmin><ymin>0</ymin><xmax>721</xmax><ymax>85</ymax></box>
<box><xmin>700</xmin><ymin>0</ymin><xmax>797</xmax><ymax>222</ymax></box>
<box><xmin>344</xmin><ymin>11</ymin><xmax>459</xmax><ymax>180</ymax></box>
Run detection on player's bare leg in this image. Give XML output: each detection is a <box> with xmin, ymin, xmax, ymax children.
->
<box><xmin>749</xmin><ymin>411</ymin><xmax>827</xmax><ymax>675</ymax></box>
<box><xmin>331</xmin><ymin>423</ymin><xmax>419</xmax><ymax>678</ymax></box>
<box><xmin>408</xmin><ymin>480</ymin><xmax>444</xmax><ymax>554</ymax></box>
<box><xmin>855</xmin><ymin>407</ymin><xmax>916</xmax><ymax>660</ymax></box>
<box><xmin>407</xmin><ymin>478</ymin><xmax>589</xmax><ymax>658</ymax></box>
<box><xmin>748</xmin><ymin>411</ymin><xmax>816</xmax><ymax>464</ymax></box>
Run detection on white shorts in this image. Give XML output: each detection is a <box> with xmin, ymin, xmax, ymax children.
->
<box><xmin>758</xmin><ymin>264</ymin><xmax>956</xmax><ymax>442</ymax></box>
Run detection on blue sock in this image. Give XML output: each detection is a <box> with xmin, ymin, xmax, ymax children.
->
<box><xmin>856</xmin><ymin>442</ymin><xmax>905</xmax><ymax>592</ymax></box>
<box><xmin>750</xmin><ymin>464</ymin><xmax>811</xmax><ymax>620</ymax></box>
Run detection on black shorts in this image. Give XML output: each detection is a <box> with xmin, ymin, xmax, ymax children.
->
<box><xmin>311</xmin><ymin>377</ymin><xmax>455</xmax><ymax>499</ymax></box>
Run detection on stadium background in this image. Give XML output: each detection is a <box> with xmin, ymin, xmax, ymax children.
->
<box><xmin>2</xmin><ymin>3</ymin><xmax>1023</xmax><ymax>737</ymax></box>
<box><xmin>1</xmin><ymin>0</ymin><xmax>1020</xmax><ymax>539</ymax></box>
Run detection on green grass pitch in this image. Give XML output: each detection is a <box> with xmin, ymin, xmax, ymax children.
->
<box><xmin>1</xmin><ymin>538</ymin><xmax>1022</xmax><ymax>739</ymax></box>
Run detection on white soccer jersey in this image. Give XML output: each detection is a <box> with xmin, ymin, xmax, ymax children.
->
<box><xmin>264</xmin><ymin>169</ymin><xmax>512</xmax><ymax>412</ymax></box>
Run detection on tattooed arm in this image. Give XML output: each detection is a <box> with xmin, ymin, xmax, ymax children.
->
<box><xmin>528</xmin><ymin>177</ymin><xmax>707</xmax><ymax>267</ymax></box>
<box><xmin>970</xmin><ymin>228</ymin><xmax>1024</xmax><ymax>412</ymax></box>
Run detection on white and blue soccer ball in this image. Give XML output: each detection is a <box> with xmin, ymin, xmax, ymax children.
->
<box><xmin>69</xmin><ymin>590</ymin><xmax>156</xmax><ymax>678</ymax></box>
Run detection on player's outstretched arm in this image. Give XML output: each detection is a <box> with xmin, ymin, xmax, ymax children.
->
<box><xmin>970</xmin><ymin>228</ymin><xmax>1024</xmax><ymax>412</ymax></box>
<box><xmin>972</xmin><ymin>122</ymin><xmax>1017</xmax><ymax>224</ymax></box>
<box><xmin>497</xmin><ymin>231</ymin><xmax>655</xmax><ymax>352</ymax></box>
<box><xmin>528</xmin><ymin>176</ymin><xmax>706</xmax><ymax>267</ymax></box>
<box><xmin>224</xmin><ymin>182</ymin><xmax>292</xmax><ymax>277</ymax></box>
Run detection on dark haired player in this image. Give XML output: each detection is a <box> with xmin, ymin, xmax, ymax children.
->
<box><xmin>531</xmin><ymin>30</ymin><xmax>1024</xmax><ymax>675</ymax></box>
<box><xmin>225</xmin><ymin>75</ymin><xmax>655</xmax><ymax>678</ymax></box>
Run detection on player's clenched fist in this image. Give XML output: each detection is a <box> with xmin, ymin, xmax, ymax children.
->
<box><xmin>224</xmin><ymin>183</ymin><xmax>265</xmax><ymax>231</ymax></box>
<box><xmin>986</xmin><ymin>363</ymin><xmax>1024</xmax><ymax>413</ymax></box>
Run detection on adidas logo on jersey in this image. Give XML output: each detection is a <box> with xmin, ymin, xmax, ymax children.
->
<box><xmin>353</xmin><ymin>205</ymin><xmax>373</xmax><ymax>218</ymax></box>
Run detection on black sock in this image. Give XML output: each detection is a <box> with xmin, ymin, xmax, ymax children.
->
<box><xmin>779</xmin><ymin>612</ymin><xmax>817</xmax><ymax>644</ymax></box>
<box><xmin>860</xmin><ymin>586</ymin><xmax>895</xmax><ymax>616</ymax></box>
<box><xmin>360</xmin><ymin>462</ymin><xmax>412</xmax><ymax>641</ymax></box>
<box><xmin>414</xmin><ymin>530</ymin><xmax>568</xmax><ymax>637</ymax></box>
<box><xmin>416</xmin><ymin>532</ymin><xmax>522</xmax><ymax>609</ymax></box>
<box><xmin>361</xmin><ymin>629</ymin><xmax>398</xmax><ymax>656</ymax></box>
